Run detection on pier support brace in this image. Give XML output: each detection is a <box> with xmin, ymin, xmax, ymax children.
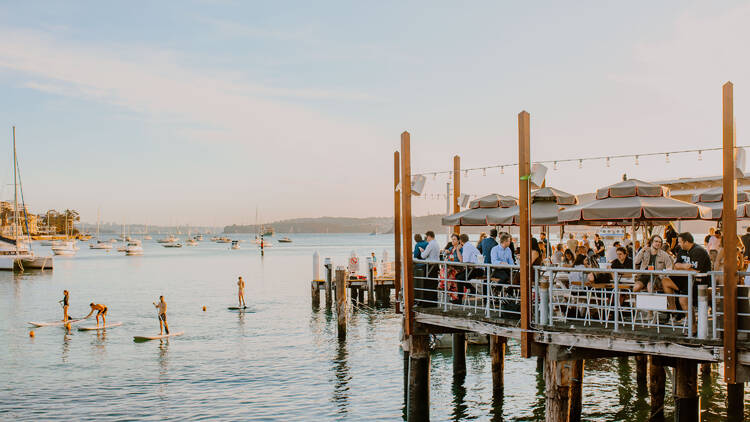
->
<box><xmin>407</xmin><ymin>334</ymin><xmax>430</xmax><ymax>422</ymax></box>
<box><xmin>674</xmin><ymin>359</ymin><xmax>699</xmax><ymax>422</ymax></box>
<box><xmin>311</xmin><ymin>281</ymin><xmax>320</xmax><ymax>308</ymax></box>
<box><xmin>649</xmin><ymin>356</ymin><xmax>665</xmax><ymax>421</ymax></box>
<box><xmin>490</xmin><ymin>335</ymin><xmax>505</xmax><ymax>397</ymax></box>
<box><xmin>635</xmin><ymin>355</ymin><xmax>647</xmax><ymax>391</ymax></box>
<box><xmin>335</xmin><ymin>267</ymin><xmax>346</xmax><ymax>340</ymax></box>
<box><xmin>453</xmin><ymin>333</ymin><xmax>466</xmax><ymax>377</ymax></box>
<box><xmin>727</xmin><ymin>383</ymin><xmax>744</xmax><ymax>422</ymax></box>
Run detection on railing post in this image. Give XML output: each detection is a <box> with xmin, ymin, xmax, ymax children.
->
<box><xmin>712</xmin><ymin>273</ymin><xmax>718</xmax><ymax>340</ymax></box>
<box><xmin>539</xmin><ymin>280</ymin><xmax>550</xmax><ymax>326</ymax></box>
<box><xmin>548</xmin><ymin>270</ymin><xmax>555</xmax><ymax>326</ymax></box>
<box><xmin>698</xmin><ymin>285</ymin><xmax>708</xmax><ymax>340</ymax></box>
<box><xmin>687</xmin><ymin>274</ymin><xmax>694</xmax><ymax>339</ymax></box>
<box><xmin>443</xmin><ymin>261</ymin><xmax>448</xmax><ymax>312</ymax></box>
<box><xmin>485</xmin><ymin>264</ymin><xmax>491</xmax><ymax>318</ymax></box>
<box><xmin>613</xmin><ymin>271</ymin><xmax>620</xmax><ymax>332</ymax></box>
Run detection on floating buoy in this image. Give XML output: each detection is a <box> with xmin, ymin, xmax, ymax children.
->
<box><xmin>202</xmin><ymin>306</ymin><xmax>206</xmax><ymax>311</ymax></box>
<box><xmin>29</xmin><ymin>330</ymin><xmax>35</xmax><ymax>337</ymax></box>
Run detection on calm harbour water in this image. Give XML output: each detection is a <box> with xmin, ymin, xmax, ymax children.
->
<box><xmin>0</xmin><ymin>233</ymin><xmax>744</xmax><ymax>420</ymax></box>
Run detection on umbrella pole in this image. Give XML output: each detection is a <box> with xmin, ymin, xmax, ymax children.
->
<box><xmin>631</xmin><ymin>219</ymin><xmax>636</xmax><ymax>271</ymax></box>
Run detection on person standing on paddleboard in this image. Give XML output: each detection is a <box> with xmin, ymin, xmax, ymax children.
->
<box><xmin>153</xmin><ymin>296</ymin><xmax>169</xmax><ymax>335</ymax></box>
<box><xmin>58</xmin><ymin>290</ymin><xmax>70</xmax><ymax>322</ymax></box>
<box><xmin>237</xmin><ymin>276</ymin><xmax>246</xmax><ymax>308</ymax></box>
<box><xmin>84</xmin><ymin>303</ymin><xmax>108</xmax><ymax>326</ymax></box>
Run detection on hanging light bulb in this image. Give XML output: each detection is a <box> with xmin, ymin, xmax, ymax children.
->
<box><xmin>553</xmin><ymin>161</ymin><xmax>558</xmax><ymax>170</ymax></box>
<box><xmin>606</xmin><ymin>157</ymin><xmax>611</xmax><ymax>167</ymax></box>
<box><xmin>432</xmin><ymin>172</ymin><xmax>437</xmax><ymax>180</ymax></box>
<box><xmin>482</xmin><ymin>168</ymin><xmax>486</xmax><ymax>176</ymax></box>
<box><xmin>665</xmin><ymin>153</ymin><xmax>670</xmax><ymax>163</ymax></box>
<box><xmin>464</xmin><ymin>169</ymin><xmax>468</xmax><ymax>177</ymax></box>
<box><xmin>698</xmin><ymin>150</ymin><xmax>703</xmax><ymax>161</ymax></box>
<box><xmin>578</xmin><ymin>159</ymin><xmax>583</xmax><ymax>169</ymax></box>
<box><xmin>635</xmin><ymin>155</ymin><xmax>640</xmax><ymax>166</ymax></box>
<box><xmin>501</xmin><ymin>166</ymin><xmax>505</xmax><ymax>174</ymax></box>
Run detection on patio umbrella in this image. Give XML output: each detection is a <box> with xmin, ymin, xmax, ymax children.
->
<box><xmin>485</xmin><ymin>187</ymin><xmax>578</xmax><ymax>226</ymax></box>
<box><xmin>558</xmin><ymin>179</ymin><xmax>712</xmax><ymax>224</ymax></box>
<box><xmin>691</xmin><ymin>187</ymin><xmax>750</xmax><ymax>220</ymax></box>
<box><xmin>440</xmin><ymin>194</ymin><xmax>517</xmax><ymax>226</ymax></box>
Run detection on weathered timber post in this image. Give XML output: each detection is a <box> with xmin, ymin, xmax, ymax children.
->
<box><xmin>490</xmin><ymin>335</ymin><xmax>506</xmax><ymax>397</ymax></box>
<box><xmin>453</xmin><ymin>333</ymin><xmax>466</xmax><ymax>377</ymax></box>
<box><xmin>311</xmin><ymin>281</ymin><xmax>320</xmax><ymax>307</ymax></box>
<box><xmin>324</xmin><ymin>258</ymin><xmax>333</xmax><ymax>310</ymax></box>
<box><xmin>407</xmin><ymin>334</ymin><xmax>430</xmax><ymax>421</ymax></box>
<box><xmin>350</xmin><ymin>285</ymin><xmax>358</xmax><ymax>306</ymax></box>
<box><xmin>518</xmin><ymin>110</ymin><xmax>533</xmax><ymax>357</ymax></box>
<box><xmin>635</xmin><ymin>355</ymin><xmax>648</xmax><ymax>390</ymax></box>
<box><xmin>544</xmin><ymin>348</ymin><xmax>572</xmax><ymax>422</ymax></box>
<box><xmin>674</xmin><ymin>359</ymin><xmax>699</xmax><ymax>422</ymax></box>
<box><xmin>453</xmin><ymin>155</ymin><xmax>460</xmax><ymax>236</ymax></box>
<box><xmin>727</xmin><ymin>383</ymin><xmax>744</xmax><ymax>422</ymax></box>
<box><xmin>569</xmin><ymin>360</ymin><xmax>584</xmax><ymax>422</ymax></box>
<box><xmin>335</xmin><ymin>267</ymin><xmax>347</xmax><ymax>340</ymax></box>
<box><xmin>400</xmin><ymin>132</ymin><xmax>415</xmax><ymax>338</ymax></box>
<box><xmin>358</xmin><ymin>287</ymin><xmax>364</xmax><ymax>303</ymax></box>
<box><xmin>367</xmin><ymin>257</ymin><xmax>375</xmax><ymax>306</ymax></box>
<box><xmin>649</xmin><ymin>356</ymin><xmax>666</xmax><ymax>421</ymax></box>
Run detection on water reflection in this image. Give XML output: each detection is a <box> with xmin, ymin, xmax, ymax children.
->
<box><xmin>451</xmin><ymin>372</ymin><xmax>467</xmax><ymax>421</ymax></box>
<box><xmin>332</xmin><ymin>339</ymin><xmax>350</xmax><ymax>416</ymax></box>
<box><xmin>61</xmin><ymin>331</ymin><xmax>71</xmax><ymax>363</ymax></box>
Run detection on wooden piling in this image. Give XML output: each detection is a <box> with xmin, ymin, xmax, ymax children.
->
<box><xmin>722</xmin><ymin>81</ymin><xmax>738</xmax><ymax>383</ymax></box>
<box><xmin>569</xmin><ymin>360</ymin><xmax>584</xmax><ymax>422</ymax></box>
<box><xmin>350</xmin><ymin>286</ymin><xmax>358</xmax><ymax>305</ymax></box>
<box><xmin>367</xmin><ymin>259</ymin><xmax>375</xmax><ymax>307</ymax></box>
<box><xmin>311</xmin><ymin>281</ymin><xmax>320</xmax><ymax>307</ymax></box>
<box><xmin>335</xmin><ymin>267</ymin><xmax>347</xmax><ymax>340</ymax></box>
<box><xmin>453</xmin><ymin>155</ymin><xmax>460</xmax><ymax>235</ymax></box>
<box><xmin>453</xmin><ymin>333</ymin><xmax>466</xmax><ymax>377</ymax></box>
<box><xmin>727</xmin><ymin>383</ymin><xmax>744</xmax><ymax>422</ymax></box>
<box><xmin>490</xmin><ymin>335</ymin><xmax>505</xmax><ymax>396</ymax></box>
<box><xmin>325</xmin><ymin>259</ymin><xmax>333</xmax><ymax>310</ymax></box>
<box><xmin>518</xmin><ymin>110</ymin><xmax>533</xmax><ymax>358</ymax></box>
<box><xmin>400</xmin><ymin>132</ymin><xmax>415</xmax><ymax>336</ymax></box>
<box><xmin>635</xmin><ymin>355</ymin><xmax>647</xmax><ymax>390</ymax></box>
<box><xmin>407</xmin><ymin>334</ymin><xmax>430</xmax><ymax>421</ymax></box>
<box><xmin>674</xmin><ymin>359</ymin><xmax>699</xmax><ymax>422</ymax></box>
<box><xmin>544</xmin><ymin>348</ymin><xmax>571</xmax><ymax>422</ymax></box>
<box><xmin>394</xmin><ymin>150</ymin><xmax>402</xmax><ymax>314</ymax></box>
<box><xmin>649</xmin><ymin>356</ymin><xmax>666</xmax><ymax>421</ymax></box>
<box><xmin>358</xmin><ymin>287</ymin><xmax>364</xmax><ymax>304</ymax></box>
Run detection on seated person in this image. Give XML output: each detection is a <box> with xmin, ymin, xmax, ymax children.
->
<box><xmin>633</xmin><ymin>235</ymin><xmax>673</xmax><ymax>293</ymax></box>
<box><xmin>551</xmin><ymin>243</ymin><xmax>565</xmax><ymax>265</ymax></box>
<box><xmin>586</xmin><ymin>255</ymin><xmax>612</xmax><ymax>286</ymax></box>
<box><xmin>490</xmin><ymin>233</ymin><xmax>514</xmax><ymax>283</ymax></box>
<box><xmin>561</xmin><ymin>249</ymin><xmax>576</xmax><ymax>267</ymax></box>
<box><xmin>567</xmin><ymin>254</ymin><xmax>588</xmax><ymax>285</ymax></box>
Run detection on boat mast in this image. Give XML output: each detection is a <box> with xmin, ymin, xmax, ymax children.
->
<box><xmin>12</xmin><ymin>127</ymin><xmax>18</xmax><ymax>253</ymax></box>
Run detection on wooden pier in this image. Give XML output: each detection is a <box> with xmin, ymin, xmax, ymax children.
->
<box><xmin>394</xmin><ymin>82</ymin><xmax>747</xmax><ymax>421</ymax></box>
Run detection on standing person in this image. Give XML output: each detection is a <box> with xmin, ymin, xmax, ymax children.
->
<box><xmin>742</xmin><ymin>227</ymin><xmax>750</xmax><ymax>260</ymax></box>
<box><xmin>539</xmin><ymin>232</ymin><xmax>550</xmax><ymax>259</ymax></box>
<box><xmin>84</xmin><ymin>303</ymin><xmax>108</xmax><ymax>326</ymax></box>
<box><xmin>664</xmin><ymin>223</ymin><xmax>678</xmax><ymax>253</ymax></box>
<box><xmin>581</xmin><ymin>234</ymin><xmax>591</xmax><ymax>255</ymax></box>
<box><xmin>59</xmin><ymin>290</ymin><xmax>70</xmax><ymax>322</ymax></box>
<box><xmin>593</xmin><ymin>234</ymin><xmax>606</xmax><ymax>262</ymax></box>
<box><xmin>153</xmin><ymin>296</ymin><xmax>170</xmax><ymax>335</ymax></box>
<box><xmin>480</xmin><ymin>229</ymin><xmax>498</xmax><ymax>264</ymax></box>
<box><xmin>551</xmin><ymin>244</ymin><xmax>564</xmax><ymax>264</ymax></box>
<box><xmin>704</xmin><ymin>227</ymin><xmax>715</xmax><ymax>250</ymax></box>
<box><xmin>566</xmin><ymin>233</ymin><xmax>578</xmax><ymax>254</ymax></box>
<box><xmin>413</xmin><ymin>234</ymin><xmax>428</xmax><ymax>259</ymax></box>
<box><xmin>476</xmin><ymin>232</ymin><xmax>488</xmax><ymax>254</ymax></box>
<box><xmin>237</xmin><ymin>276</ymin><xmax>246</xmax><ymax>308</ymax></box>
<box><xmin>708</xmin><ymin>230</ymin><xmax>722</xmax><ymax>252</ymax></box>
<box><xmin>670</xmin><ymin>233</ymin><xmax>712</xmax><ymax>319</ymax></box>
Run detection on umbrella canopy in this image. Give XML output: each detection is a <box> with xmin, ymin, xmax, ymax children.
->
<box><xmin>691</xmin><ymin>187</ymin><xmax>750</xmax><ymax>220</ymax></box>
<box><xmin>558</xmin><ymin>179</ymin><xmax>712</xmax><ymax>225</ymax></box>
<box><xmin>485</xmin><ymin>187</ymin><xmax>579</xmax><ymax>226</ymax></box>
<box><xmin>440</xmin><ymin>194</ymin><xmax>517</xmax><ymax>226</ymax></box>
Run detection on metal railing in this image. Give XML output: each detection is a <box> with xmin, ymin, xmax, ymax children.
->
<box><xmin>711</xmin><ymin>270</ymin><xmax>750</xmax><ymax>338</ymax></box>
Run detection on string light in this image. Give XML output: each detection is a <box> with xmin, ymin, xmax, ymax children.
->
<box><xmin>635</xmin><ymin>155</ymin><xmax>639</xmax><ymax>166</ymax></box>
<box><xmin>432</xmin><ymin>173</ymin><xmax>437</xmax><ymax>180</ymax></box>
<box><xmin>606</xmin><ymin>157</ymin><xmax>610</xmax><ymax>167</ymax></box>
<box><xmin>482</xmin><ymin>168</ymin><xmax>486</xmax><ymax>176</ymax></box>
<box><xmin>578</xmin><ymin>159</ymin><xmax>583</xmax><ymax>169</ymax></box>
<box><xmin>464</xmin><ymin>169</ymin><xmax>468</xmax><ymax>177</ymax></box>
<box><xmin>698</xmin><ymin>150</ymin><xmax>703</xmax><ymax>161</ymax></box>
<box><xmin>553</xmin><ymin>161</ymin><xmax>558</xmax><ymax>170</ymax></box>
<box><xmin>665</xmin><ymin>153</ymin><xmax>670</xmax><ymax>163</ymax></box>
<box><xmin>500</xmin><ymin>166</ymin><xmax>505</xmax><ymax>174</ymax></box>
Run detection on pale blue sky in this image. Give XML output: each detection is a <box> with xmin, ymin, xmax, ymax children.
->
<box><xmin>0</xmin><ymin>1</ymin><xmax>748</xmax><ymax>225</ymax></box>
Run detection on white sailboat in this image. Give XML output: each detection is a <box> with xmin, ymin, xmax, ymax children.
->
<box><xmin>90</xmin><ymin>209</ymin><xmax>112</xmax><ymax>250</ymax></box>
<box><xmin>125</xmin><ymin>239</ymin><xmax>144</xmax><ymax>255</ymax></box>
<box><xmin>51</xmin><ymin>214</ymin><xmax>76</xmax><ymax>256</ymax></box>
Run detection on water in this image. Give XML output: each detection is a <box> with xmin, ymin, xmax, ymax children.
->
<box><xmin>0</xmin><ymin>233</ymin><xmax>744</xmax><ymax>420</ymax></box>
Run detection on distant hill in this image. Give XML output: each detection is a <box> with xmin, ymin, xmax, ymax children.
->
<box><xmin>223</xmin><ymin>215</ymin><xmax>457</xmax><ymax>234</ymax></box>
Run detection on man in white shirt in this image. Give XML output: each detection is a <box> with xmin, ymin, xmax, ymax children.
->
<box><xmin>455</xmin><ymin>233</ymin><xmax>482</xmax><ymax>302</ymax></box>
<box><xmin>419</xmin><ymin>231</ymin><xmax>440</xmax><ymax>280</ymax></box>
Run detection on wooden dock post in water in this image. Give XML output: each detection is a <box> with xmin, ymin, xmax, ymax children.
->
<box><xmin>324</xmin><ymin>258</ymin><xmax>333</xmax><ymax>310</ymax></box>
<box><xmin>367</xmin><ymin>258</ymin><xmax>375</xmax><ymax>306</ymax></box>
<box><xmin>635</xmin><ymin>355</ymin><xmax>647</xmax><ymax>390</ymax></box>
<box><xmin>400</xmin><ymin>132</ymin><xmax>414</xmax><ymax>337</ymax></box>
<box><xmin>569</xmin><ymin>360</ymin><xmax>583</xmax><ymax>422</ymax></box>
<box><xmin>490</xmin><ymin>335</ymin><xmax>505</xmax><ymax>396</ymax></box>
<box><xmin>649</xmin><ymin>356</ymin><xmax>666</xmax><ymax>420</ymax></box>
<box><xmin>453</xmin><ymin>333</ymin><xmax>466</xmax><ymax>377</ymax></box>
<box><xmin>311</xmin><ymin>281</ymin><xmax>320</xmax><ymax>308</ymax></box>
<box><xmin>518</xmin><ymin>110</ymin><xmax>533</xmax><ymax>358</ymax></box>
<box><xmin>407</xmin><ymin>334</ymin><xmax>430</xmax><ymax>421</ymax></box>
<box><xmin>544</xmin><ymin>347</ymin><xmax>572</xmax><ymax>422</ymax></box>
<box><xmin>335</xmin><ymin>267</ymin><xmax>347</xmax><ymax>340</ymax></box>
<box><xmin>674</xmin><ymin>359</ymin><xmax>699</xmax><ymax>422</ymax></box>
<box><xmin>394</xmin><ymin>150</ymin><xmax>402</xmax><ymax>314</ymax></box>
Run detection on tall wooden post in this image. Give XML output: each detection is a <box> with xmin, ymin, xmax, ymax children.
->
<box><xmin>407</xmin><ymin>334</ymin><xmax>430</xmax><ymax>421</ymax></box>
<box><xmin>490</xmin><ymin>335</ymin><xmax>506</xmax><ymax>397</ymax></box>
<box><xmin>544</xmin><ymin>349</ymin><xmax>571</xmax><ymax>421</ymax></box>
<box><xmin>569</xmin><ymin>360</ymin><xmax>584</xmax><ymax>422</ymax></box>
<box><xmin>453</xmin><ymin>333</ymin><xmax>466</xmax><ymax>377</ymax></box>
<box><xmin>518</xmin><ymin>110</ymin><xmax>533</xmax><ymax>357</ymax></box>
<box><xmin>400</xmin><ymin>132</ymin><xmax>414</xmax><ymax>336</ymax></box>
<box><xmin>394</xmin><ymin>151</ymin><xmax>402</xmax><ymax>314</ymax></box>
<box><xmin>335</xmin><ymin>267</ymin><xmax>347</xmax><ymax>340</ymax></box>
<box><xmin>635</xmin><ymin>355</ymin><xmax>648</xmax><ymax>390</ymax></box>
<box><xmin>649</xmin><ymin>356</ymin><xmax>666</xmax><ymax>421</ymax></box>
<box><xmin>674</xmin><ymin>359</ymin><xmax>699</xmax><ymax>422</ymax></box>
<box><xmin>453</xmin><ymin>155</ymin><xmax>461</xmax><ymax>235</ymax></box>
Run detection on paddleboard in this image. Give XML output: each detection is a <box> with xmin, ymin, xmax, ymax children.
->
<box><xmin>133</xmin><ymin>331</ymin><xmax>185</xmax><ymax>342</ymax></box>
<box><xmin>28</xmin><ymin>317</ymin><xmax>88</xmax><ymax>327</ymax></box>
<box><xmin>78</xmin><ymin>322</ymin><xmax>123</xmax><ymax>331</ymax></box>
<box><xmin>227</xmin><ymin>306</ymin><xmax>255</xmax><ymax>313</ymax></box>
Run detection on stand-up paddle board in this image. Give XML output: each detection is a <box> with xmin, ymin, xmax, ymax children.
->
<box><xmin>78</xmin><ymin>322</ymin><xmax>123</xmax><ymax>331</ymax></box>
<box><xmin>227</xmin><ymin>306</ymin><xmax>255</xmax><ymax>313</ymax></box>
<box><xmin>28</xmin><ymin>317</ymin><xmax>89</xmax><ymax>327</ymax></box>
<box><xmin>133</xmin><ymin>331</ymin><xmax>184</xmax><ymax>342</ymax></box>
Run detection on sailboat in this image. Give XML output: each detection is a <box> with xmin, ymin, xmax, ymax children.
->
<box><xmin>51</xmin><ymin>213</ymin><xmax>77</xmax><ymax>256</ymax></box>
<box><xmin>143</xmin><ymin>224</ymin><xmax>152</xmax><ymax>240</ymax></box>
<box><xmin>90</xmin><ymin>209</ymin><xmax>112</xmax><ymax>250</ymax></box>
<box><xmin>0</xmin><ymin>127</ymin><xmax>53</xmax><ymax>270</ymax></box>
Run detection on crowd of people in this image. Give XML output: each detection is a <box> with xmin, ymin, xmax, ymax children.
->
<box><xmin>413</xmin><ymin>224</ymin><xmax>750</xmax><ymax>315</ymax></box>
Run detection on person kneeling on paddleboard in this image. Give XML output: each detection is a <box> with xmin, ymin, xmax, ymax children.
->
<box><xmin>153</xmin><ymin>296</ymin><xmax>169</xmax><ymax>335</ymax></box>
<box><xmin>237</xmin><ymin>276</ymin><xmax>246</xmax><ymax>308</ymax></box>
<box><xmin>58</xmin><ymin>290</ymin><xmax>70</xmax><ymax>322</ymax></box>
<box><xmin>84</xmin><ymin>303</ymin><xmax>108</xmax><ymax>326</ymax></box>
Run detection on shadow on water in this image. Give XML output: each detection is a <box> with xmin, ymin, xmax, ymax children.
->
<box><xmin>332</xmin><ymin>339</ymin><xmax>350</xmax><ymax>417</ymax></box>
<box><xmin>451</xmin><ymin>371</ymin><xmax>467</xmax><ymax>421</ymax></box>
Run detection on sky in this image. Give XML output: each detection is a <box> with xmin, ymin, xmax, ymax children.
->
<box><xmin>0</xmin><ymin>1</ymin><xmax>748</xmax><ymax>225</ymax></box>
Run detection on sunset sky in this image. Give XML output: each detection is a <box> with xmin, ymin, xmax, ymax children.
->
<box><xmin>0</xmin><ymin>1</ymin><xmax>748</xmax><ymax>225</ymax></box>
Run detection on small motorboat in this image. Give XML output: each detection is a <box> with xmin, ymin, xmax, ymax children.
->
<box><xmin>231</xmin><ymin>240</ymin><xmax>240</xmax><ymax>249</ymax></box>
<box><xmin>163</xmin><ymin>242</ymin><xmax>183</xmax><ymax>248</ymax></box>
<box><xmin>90</xmin><ymin>240</ymin><xmax>112</xmax><ymax>250</ymax></box>
<box><xmin>125</xmin><ymin>241</ymin><xmax>144</xmax><ymax>256</ymax></box>
<box><xmin>277</xmin><ymin>237</ymin><xmax>292</xmax><ymax>243</ymax></box>
<box><xmin>51</xmin><ymin>240</ymin><xmax>77</xmax><ymax>256</ymax></box>
<box><xmin>185</xmin><ymin>238</ymin><xmax>198</xmax><ymax>246</ymax></box>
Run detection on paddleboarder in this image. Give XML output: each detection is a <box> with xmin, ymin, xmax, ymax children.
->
<box><xmin>153</xmin><ymin>296</ymin><xmax>170</xmax><ymax>335</ymax></box>
<box><xmin>84</xmin><ymin>303</ymin><xmax>108</xmax><ymax>326</ymax></box>
<box><xmin>58</xmin><ymin>290</ymin><xmax>70</xmax><ymax>322</ymax></box>
<box><xmin>237</xmin><ymin>276</ymin><xmax>246</xmax><ymax>308</ymax></box>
